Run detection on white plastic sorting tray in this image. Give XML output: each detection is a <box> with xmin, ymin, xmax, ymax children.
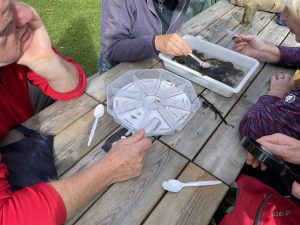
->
<box><xmin>107</xmin><ymin>69</ymin><xmax>200</xmax><ymax>137</ymax></box>
<box><xmin>159</xmin><ymin>34</ymin><xmax>260</xmax><ymax>97</ymax></box>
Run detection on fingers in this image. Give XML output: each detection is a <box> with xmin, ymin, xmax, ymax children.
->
<box><xmin>170</xmin><ymin>34</ymin><xmax>192</xmax><ymax>55</ymax></box>
<box><xmin>122</xmin><ymin>129</ymin><xmax>145</xmax><ymax>144</ymax></box>
<box><xmin>235</xmin><ymin>42</ymin><xmax>247</xmax><ymax>54</ymax></box>
<box><xmin>119</xmin><ymin>129</ymin><xmax>152</xmax><ymax>151</ymax></box>
<box><xmin>246</xmin><ymin>153</ymin><xmax>255</xmax><ymax>165</ymax></box>
<box><xmin>261</xmin><ymin>163</ymin><xmax>267</xmax><ymax>171</ymax></box>
<box><xmin>246</xmin><ymin>153</ymin><xmax>262</xmax><ymax>169</ymax></box>
<box><xmin>238</xmin><ymin>34</ymin><xmax>256</xmax><ymax>42</ymax></box>
<box><xmin>251</xmin><ymin>159</ymin><xmax>260</xmax><ymax>168</ymax></box>
<box><xmin>155</xmin><ymin>34</ymin><xmax>192</xmax><ymax>56</ymax></box>
<box><xmin>257</xmin><ymin>142</ymin><xmax>285</xmax><ymax>158</ymax></box>
<box><xmin>273</xmin><ymin>73</ymin><xmax>292</xmax><ymax>80</ymax></box>
<box><xmin>131</xmin><ymin>138</ymin><xmax>152</xmax><ymax>153</ymax></box>
<box><xmin>258</xmin><ymin>133</ymin><xmax>294</xmax><ymax>145</ymax></box>
<box><xmin>292</xmin><ymin>181</ymin><xmax>300</xmax><ymax>199</ymax></box>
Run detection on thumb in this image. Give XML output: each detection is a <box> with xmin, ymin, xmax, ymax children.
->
<box><xmin>260</xmin><ymin>141</ymin><xmax>285</xmax><ymax>158</ymax></box>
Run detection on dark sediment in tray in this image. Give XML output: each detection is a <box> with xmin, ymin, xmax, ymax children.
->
<box><xmin>174</xmin><ymin>50</ymin><xmax>244</xmax><ymax>87</ymax></box>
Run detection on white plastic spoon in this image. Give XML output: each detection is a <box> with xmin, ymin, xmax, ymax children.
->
<box><xmin>87</xmin><ymin>104</ymin><xmax>105</xmax><ymax>146</ymax></box>
<box><xmin>162</xmin><ymin>179</ymin><xmax>222</xmax><ymax>192</ymax></box>
<box><xmin>188</xmin><ymin>53</ymin><xmax>212</xmax><ymax>69</ymax></box>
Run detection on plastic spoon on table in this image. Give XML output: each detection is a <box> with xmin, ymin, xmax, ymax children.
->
<box><xmin>87</xmin><ymin>104</ymin><xmax>105</xmax><ymax>146</ymax></box>
<box><xmin>162</xmin><ymin>179</ymin><xmax>222</xmax><ymax>192</ymax></box>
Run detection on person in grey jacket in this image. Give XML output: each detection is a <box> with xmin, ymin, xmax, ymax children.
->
<box><xmin>99</xmin><ymin>0</ymin><xmax>192</xmax><ymax>74</ymax></box>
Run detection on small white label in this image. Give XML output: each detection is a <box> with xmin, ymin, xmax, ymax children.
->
<box><xmin>285</xmin><ymin>94</ymin><xmax>296</xmax><ymax>103</ymax></box>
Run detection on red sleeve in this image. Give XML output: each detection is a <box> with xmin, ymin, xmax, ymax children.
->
<box><xmin>0</xmin><ymin>156</ymin><xmax>66</xmax><ymax>225</ymax></box>
<box><xmin>26</xmin><ymin>48</ymin><xmax>87</xmax><ymax>102</ymax></box>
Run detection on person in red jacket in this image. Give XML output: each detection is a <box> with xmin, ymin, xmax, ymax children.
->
<box><xmin>0</xmin><ymin>1</ymin><xmax>87</xmax><ymax>142</ymax></box>
<box><xmin>0</xmin><ymin>1</ymin><xmax>153</xmax><ymax>224</ymax></box>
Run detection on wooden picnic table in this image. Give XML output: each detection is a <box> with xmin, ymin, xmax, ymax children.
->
<box><xmin>22</xmin><ymin>1</ymin><xmax>298</xmax><ymax>224</ymax></box>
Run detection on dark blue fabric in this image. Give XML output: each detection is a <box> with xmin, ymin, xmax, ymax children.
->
<box><xmin>0</xmin><ymin>125</ymin><xmax>57</xmax><ymax>191</ymax></box>
<box><xmin>99</xmin><ymin>52</ymin><xmax>113</xmax><ymax>74</ymax></box>
<box><xmin>276</xmin><ymin>12</ymin><xmax>288</xmax><ymax>26</ymax></box>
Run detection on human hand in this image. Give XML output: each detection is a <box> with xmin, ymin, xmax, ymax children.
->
<box><xmin>235</xmin><ymin>34</ymin><xmax>280</xmax><ymax>63</ymax></box>
<box><xmin>154</xmin><ymin>33</ymin><xmax>192</xmax><ymax>56</ymax></box>
<box><xmin>292</xmin><ymin>181</ymin><xmax>300</xmax><ymax>199</ymax></box>
<box><xmin>16</xmin><ymin>5</ymin><xmax>54</xmax><ymax>73</ymax></box>
<box><xmin>103</xmin><ymin>129</ymin><xmax>152</xmax><ymax>183</ymax></box>
<box><xmin>246</xmin><ymin>133</ymin><xmax>300</xmax><ymax>170</ymax></box>
<box><xmin>267</xmin><ymin>73</ymin><xmax>294</xmax><ymax>98</ymax></box>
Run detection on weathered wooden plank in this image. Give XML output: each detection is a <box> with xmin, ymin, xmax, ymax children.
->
<box><xmin>54</xmin><ymin>108</ymin><xmax>119</xmax><ymax>175</ymax></box>
<box><xmin>23</xmin><ymin>94</ymin><xmax>98</xmax><ymax>134</ymax></box>
<box><xmin>281</xmin><ymin>32</ymin><xmax>300</xmax><ymax>47</ymax></box>
<box><xmin>144</xmin><ymin>163</ymin><xmax>228</xmax><ymax>225</ymax></box>
<box><xmin>160</xmin><ymin>13</ymin><xmax>288</xmax><ymax>160</ymax></box>
<box><xmin>62</xmin><ymin>141</ymin><xmax>108</xmax><ymax>225</ymax></box>
<box><xmin>74</xmin><ymin>141</ymin><xmax>188</xmax><ymax>225</ymax></box>
<box><xmin>86</xmin><ymin>58</ymin><xmax>159</xmax><ymax>102</ymax></box>
<box><xmin>197</xmin><ymin>6</ymin><xmax>244</xmax><ymax>43</ymax></box>
<box><xmin>218</xmin><ymin>10</ymin><xmax>275</xmax><ymax>49</ymax></box>
<box><xmin>194</xmin><ymin>32</ymin><xmax>297</xmax><ymax>184</ymax></box>
<box><xmin>178</xmin><ymin>0</ymin><xmax>234</xmax><ymax>36</ymax></box>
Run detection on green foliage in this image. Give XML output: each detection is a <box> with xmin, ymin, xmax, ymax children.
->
<box><xmin>24</xmin><ymin>0</ymin><xmax>101</xmax><ymax>77</ymax></box>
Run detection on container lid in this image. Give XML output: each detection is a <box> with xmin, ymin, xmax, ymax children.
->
<box><xmin>107</xmin><ymin>69</ymin><xmax>200</xmax><ymax>136</ymax></box>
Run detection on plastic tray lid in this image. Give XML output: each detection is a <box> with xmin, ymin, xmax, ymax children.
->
<box><xmin>107</xmin><ymin>69</ymin><xmax>200</xmax><ymax>136</ymax></box>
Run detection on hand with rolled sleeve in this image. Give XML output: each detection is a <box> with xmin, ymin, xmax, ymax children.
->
<box><xmin>267</xmin><ymin>73</ymin><xmax>294</xmax><ymax>98</ymax></box>
<box><xmin>246</xmin><ymin>133</ymin><xmax>300</xmax><ymax>199</ymax></box>
<box><xmin>154</xmin><ymin>33</ymin><xmax>192</xmax><ymax>56</ymax></box>
<box><xmin>234</xmin><ymin>34</ymin><xmax>281</xmax><ymax>63</ymax></box>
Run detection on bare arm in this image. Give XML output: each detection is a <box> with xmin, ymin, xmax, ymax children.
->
<box><xmin>235</xmin><ymin>34</ymin><xmax>280</xmax><ymax>63</ymax></box>
<box><xmin>16</xmin><ymin>6</ymin><xmax>79</xmax><ymax>93</ymax></box>
<box><xmin>50</xmin><ymin>129</ymin><xmax>152</xmax><ymax>219</ymax></box>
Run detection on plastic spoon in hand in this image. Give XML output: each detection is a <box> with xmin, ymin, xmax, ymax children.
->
<box><xmin>162</xmin><ymin>179</ymin><xmax>222</xmax><ymax>192</ymax></box>
<box><xmin>87</xmin><ymin>104</ymin><xmax>105</xmax><ymax>146</ymax></box>
<box><xmin>187</xmin><ymin>53</ymin><xmax>212</xmax><ymax>69</ymax></box>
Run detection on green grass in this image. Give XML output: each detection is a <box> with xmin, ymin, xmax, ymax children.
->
<box><xmin>24</xmin><ymin>0</ymin><xmax>101</xmax><ymax>77</ymax></box>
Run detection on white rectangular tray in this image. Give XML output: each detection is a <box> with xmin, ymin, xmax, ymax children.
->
<box><xmin>159</xmin><ymin>35</ymin><xmax>260</xmax><ymax>97</ymax></box>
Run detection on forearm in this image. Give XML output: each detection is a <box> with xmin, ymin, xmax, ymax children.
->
<box><xmin>259</xmin><ymin>44</ymin><xmax>280</xmax><ymax>63</ymax></box>
<box><xmin>28</xmin><ymin>52</ymin><xmax>79</xmax><ymax>93</ymax></box>
<box><xmin>50</xmin><ymin>159</ymin><xmax>113</xmax><ymax>219</ymax></box>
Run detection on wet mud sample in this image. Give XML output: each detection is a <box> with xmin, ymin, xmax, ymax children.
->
<box><xmin>174</xmin><ymin>50</ymin><xmax>245</xmax><ymax>87</ymax></box>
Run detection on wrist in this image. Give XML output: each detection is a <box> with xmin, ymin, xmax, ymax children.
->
<box><xmin>28</xmin><ymin>52</ymin><xmax>79</xmax><ymax>92</ymax></box>
<box><xmin>26</xmin><ymin>50</ymin><xmax>60</xmax><ymax>79</ymax></box>
<box><xmin>260</xmin><ymin>45</ymin><xmax>280</xmax><ymax>63</ymax></box>
<box><xmin>267</xmin><ymin>90</ymin><xmax>284</xmax><ymax>98</ymax></box>
<box><xmin>96</xmin><ymin>157</ymin><xmax>117</xmax><ymax>185</ymax></box>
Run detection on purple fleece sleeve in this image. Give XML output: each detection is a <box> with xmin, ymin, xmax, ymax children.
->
<box><xmin>239</xmin><ymin>91</ymin><xmax>300</xmax><ymax>140</ymax></box>
<box><xmin>277</xmin><ymin>46</ymin><xmax>300</xmax><ymax>68</ymax></box>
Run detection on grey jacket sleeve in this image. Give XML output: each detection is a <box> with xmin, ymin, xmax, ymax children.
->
<box><xmin>102</xmin><ymin>0</ymin><xmax>156</xmax><ymax>65</ymax></box>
